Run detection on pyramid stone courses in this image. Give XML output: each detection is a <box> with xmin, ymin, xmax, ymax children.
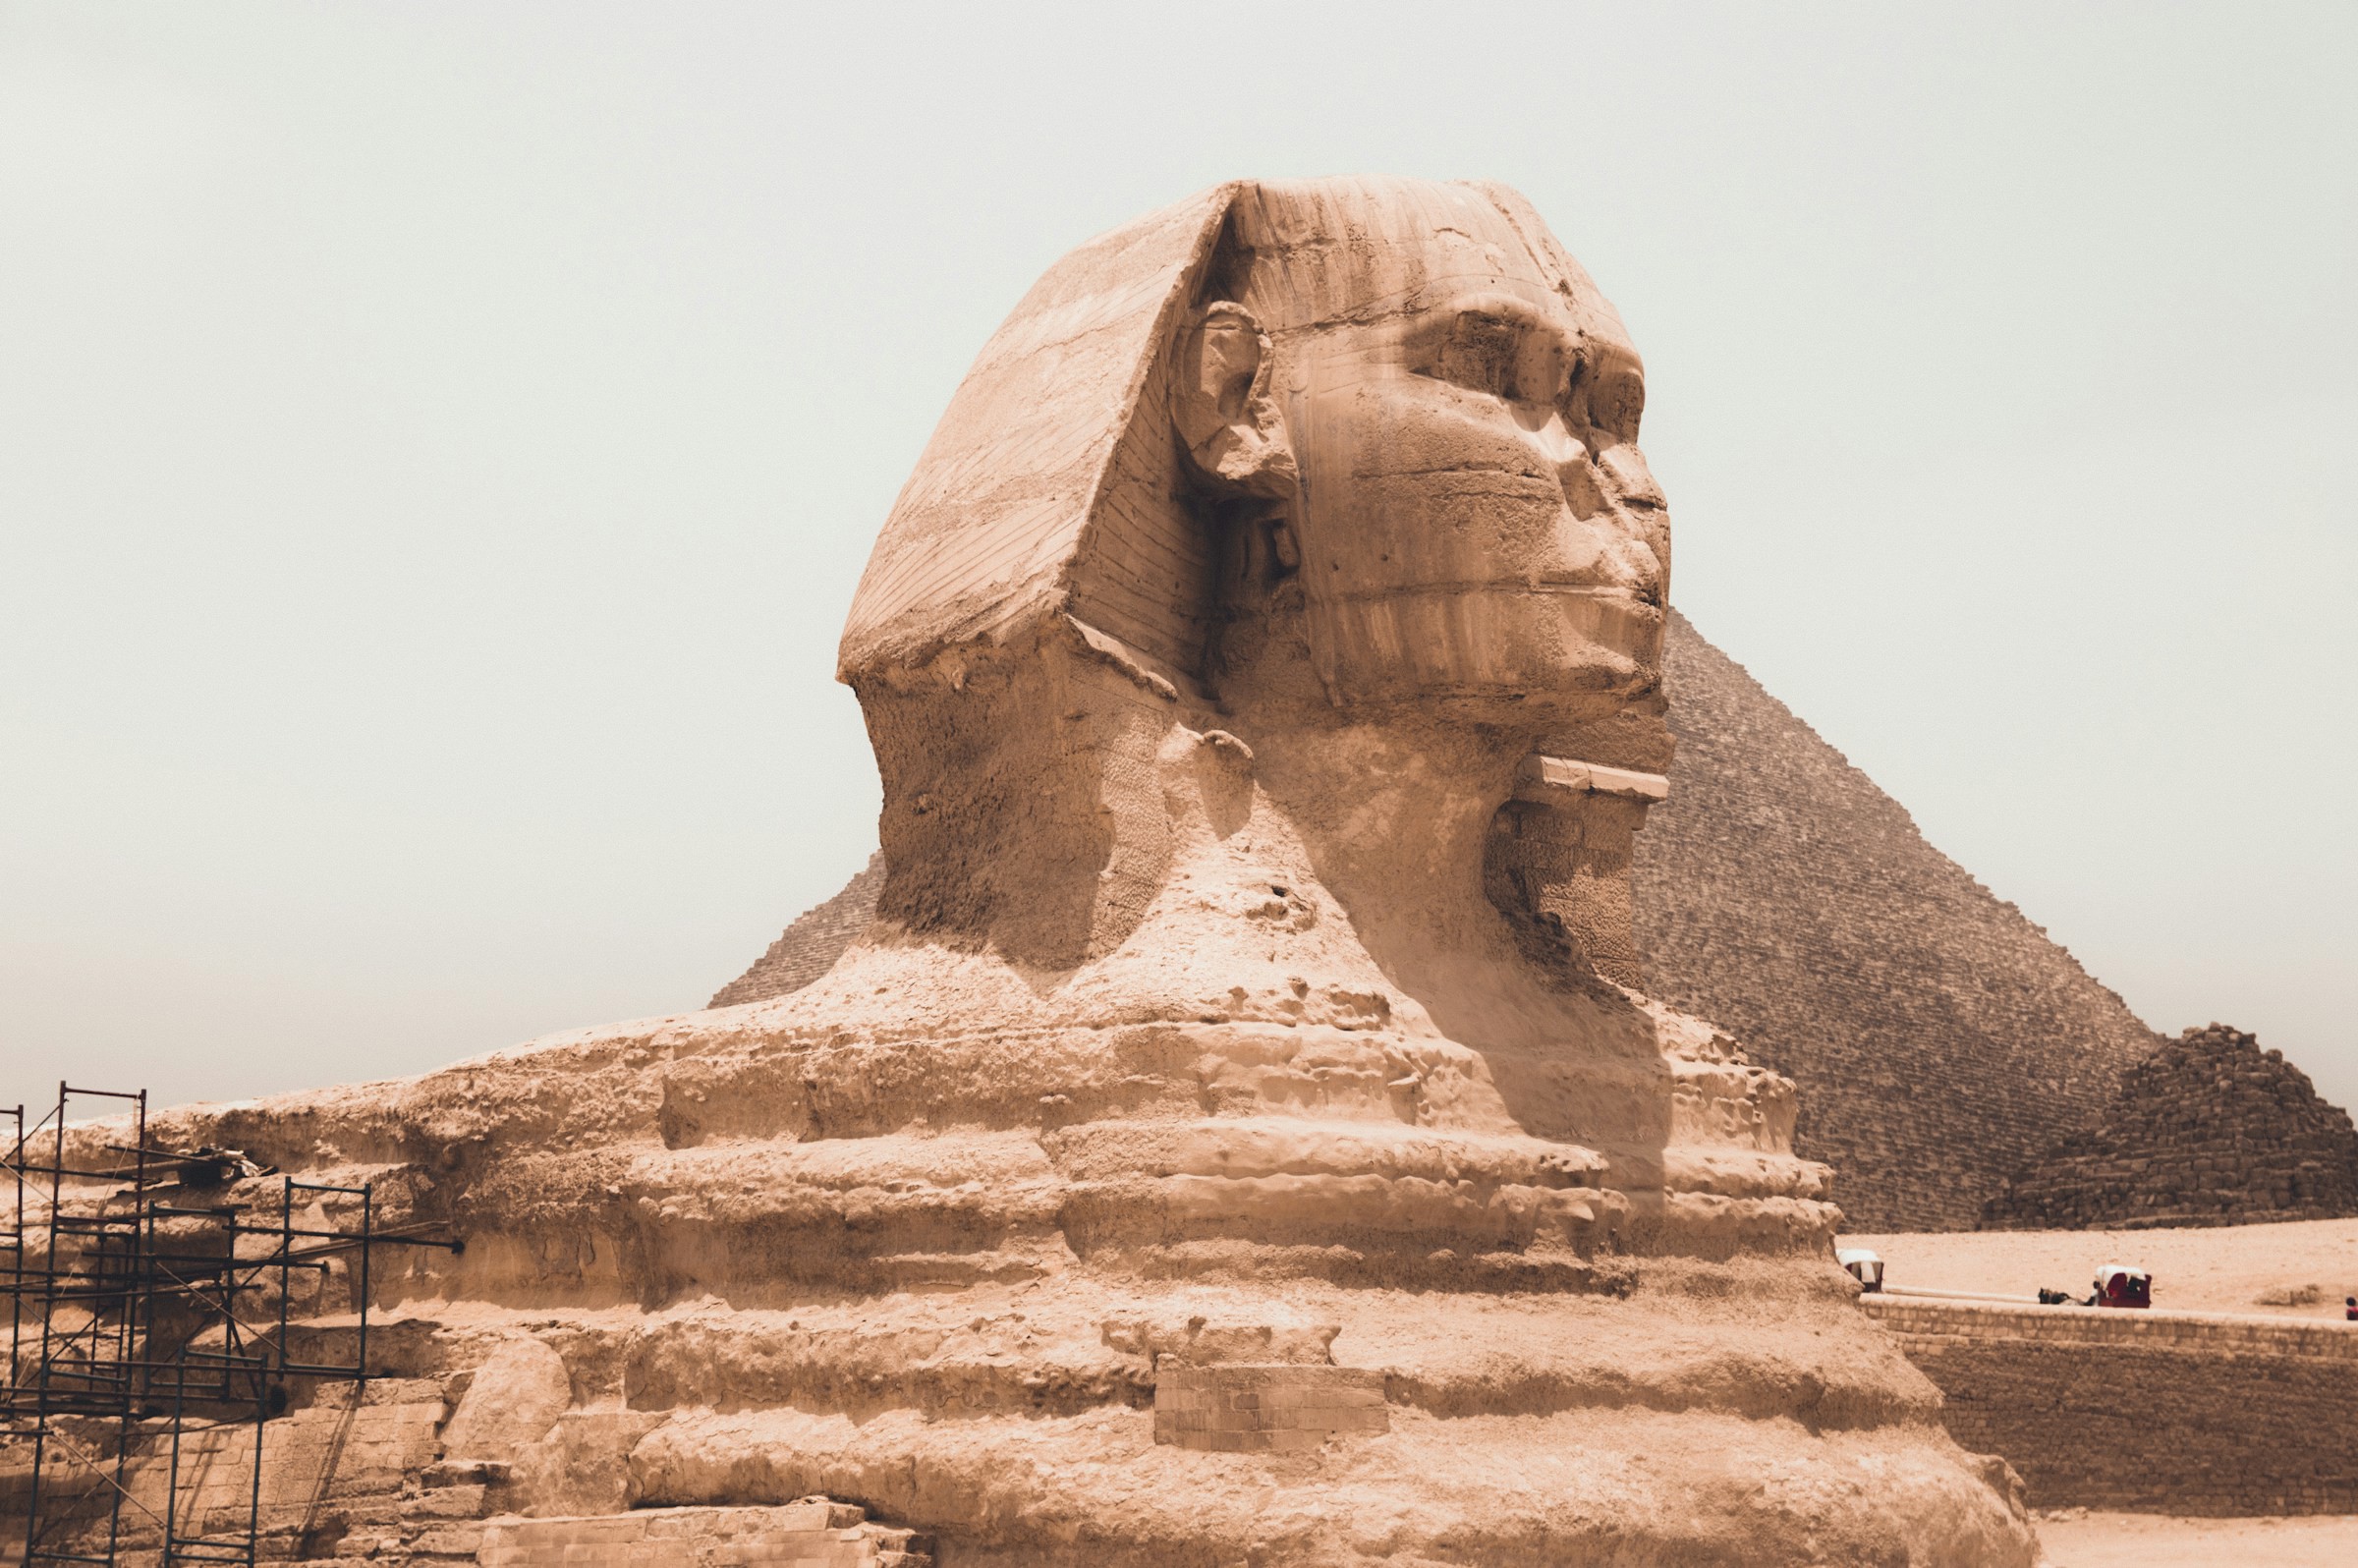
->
<box><xmin>1629</xmin><ymin>611</ymin><xmax>2161</xmax><ymax>1230</ymax></box>
<box><xmin>1982</xmin><ymin>1023</ymin><xmax>2358</xmax><ymax>1230</ymax></box>
<box><xmin>709</xmin><ymin>851</ymin><xmax>885</xmax><ymax>1008</ymax></box>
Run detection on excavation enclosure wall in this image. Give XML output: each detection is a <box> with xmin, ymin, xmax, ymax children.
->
<box><xmin>1867</xmin><ymin>1295</ymin><xmax>2358</xmax><ymax>1515</ymax></box>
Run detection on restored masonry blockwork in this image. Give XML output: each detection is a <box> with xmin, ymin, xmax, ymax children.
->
<box><xmin>0</xmin><ymin>1379</ymin><xmax>471</xmax><ymax>1566</ymax></box>
<box><xmin>1865</xmin><ymin>1296</ymin><xmax>2358</xmax><ymax>1515</ymax></box>
<box><xmin>1152</xmin><ymin>1365</ymin><xmax>1388</xmax><ymax>1452</ymax></box>
<box><xmin>478</xmin><ymin>1503</ymin><xmax>932</xmax><ymax>1568</ymax></box>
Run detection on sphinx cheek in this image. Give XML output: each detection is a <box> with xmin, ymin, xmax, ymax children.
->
<box><xmin>1546</xmin><ymin>512</ymin><xmax>1655</xmax><ymax>590</ymax></box>
<box><xmin>1554</xmin><ymin>453</ymin><xmax>1609</xmax><ymax>521</ymax></box>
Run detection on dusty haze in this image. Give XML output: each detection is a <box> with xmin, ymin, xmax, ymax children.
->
<box><xmin>2</xmin><ymin>2</ymin><xmax>2352</xmax><ymax>1112</ymax></box>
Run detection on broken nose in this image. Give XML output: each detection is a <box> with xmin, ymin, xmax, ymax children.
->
<box><xmin>1598</xmin><ymin>445</ymin><xmax>1663</xmax><ymax>508</ymax></box>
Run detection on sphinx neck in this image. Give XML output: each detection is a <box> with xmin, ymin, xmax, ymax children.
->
<box><xmin>1241</xmin><ymin>717</ymin><xmax>1534</xmax><ymax>988</ymax></box>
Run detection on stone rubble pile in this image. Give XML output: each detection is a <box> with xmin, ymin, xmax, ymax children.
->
<box><xmin>1983</xmin><ymin>1024</ymin><xmax>2358</xmax><ymax>1230</ymax></box>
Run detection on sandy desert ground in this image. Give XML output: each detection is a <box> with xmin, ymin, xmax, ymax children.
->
<box><xmin>2037</xmin><ymin>1509</ymin><xmax>2358</xmax><ymax>1566</ymax></box>
<box><xmin>1842</xmin><ymin>1216</ymin><xmax>2358</xmax><ymax>1317</ymax></box>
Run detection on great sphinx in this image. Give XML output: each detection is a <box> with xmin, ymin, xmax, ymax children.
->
<box><xmin>13</xmin><ymin>179</ymin><xmax>2038</xmax><ymax>1565</ymax></box>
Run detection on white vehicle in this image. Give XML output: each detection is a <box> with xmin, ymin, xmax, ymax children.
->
<box><xmin>1837</xmin><ymin>1248</ymin><xmax>1884</xmax><ymax>1293</ymax></box>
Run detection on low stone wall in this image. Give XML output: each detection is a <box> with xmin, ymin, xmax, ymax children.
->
<box><xmin>1867</xmin><ymin>1295</ymin><xmax>2358</xmax><ymax>1514</ymax></box>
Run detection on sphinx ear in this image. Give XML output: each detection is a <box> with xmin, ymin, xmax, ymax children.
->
<box><xmin>1172</xmin><ymin>302</ymin><xmax>1299</xmax><ymax>499</ymax></box>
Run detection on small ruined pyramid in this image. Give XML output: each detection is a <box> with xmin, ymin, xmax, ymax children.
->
<box><xmin>715</xmin><ymin>609</ymin><xmax>2162</xmax><ymax>1231</ymax></box>
<box><xmin>1982</xmin><ymin>1023</ymin><xmax>2358</xmax><ymax>1230</ymax></box>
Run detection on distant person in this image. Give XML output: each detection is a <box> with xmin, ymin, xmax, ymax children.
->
<box><xmin>2345</xmin><ymin>1295</ymin><xmax>2355</xmax><ymax>1321</ymax></box>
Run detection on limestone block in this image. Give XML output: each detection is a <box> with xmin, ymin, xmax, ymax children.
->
<box><xmin>1513</xmin><ymin>754</ymin><xmax>1669</xmax><ymax>805</ymax></box>
<box><xmin>441</xmin><ymin>1340</ymin><xmax>572</xmax><ymax>1463</ymax></box>
<box><xmin>508</xmin><ymin>1411</ymin><xmax>666</xmax><ymax>1518</ymax></box>
<box><xmin>408</xmin><ymin>1525</ymin><xmax>487</xmax><ymax>1555</ymax></box>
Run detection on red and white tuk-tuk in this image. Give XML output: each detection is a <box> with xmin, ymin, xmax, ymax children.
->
<box><xmin>2091</xmin><ymin>1263</ymin><xmax>2152</xmax><ymax>1309</ymax></box>
<box><xmin>1837</xmin><ymin>1248</ymin><xmax>1884</xmax><ymax>1293</ymax></box>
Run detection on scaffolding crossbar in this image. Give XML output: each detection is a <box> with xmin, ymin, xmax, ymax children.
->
<box><xmin>3</xmin><ymin>1083</ymin><xmax>460</xmax><ymax>1568</ymax></box>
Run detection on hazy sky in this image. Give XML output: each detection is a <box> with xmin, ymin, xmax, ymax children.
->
<box><xmin>5</xmin><ymin>3</ymin><xmax>2354</xmax><ymax>1121</ymax></box>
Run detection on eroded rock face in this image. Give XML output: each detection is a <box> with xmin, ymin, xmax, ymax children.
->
<box><xmin>1984</xmin><ymin>1023</ymin><xmax>2358</xmax><ymax>1230</ymax></box>
<box><xmin>442</xmin><ymin>1340</ymin><xmax>572</xmax><ymax>1463</ymax></box>
<box><xmin>46</xmin><ymin>179</ymin><xmax>2036</xmax><ymax>1565</ymax></box>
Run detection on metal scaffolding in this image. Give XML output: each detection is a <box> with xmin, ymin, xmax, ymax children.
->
<box><xmin>3</xmin><ymin>1083</ymin><xmax>458</xmax><ymax>1568</ymax></box>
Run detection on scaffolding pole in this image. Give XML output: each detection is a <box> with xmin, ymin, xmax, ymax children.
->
<box><xmin>1</xmin><ymin>1084</ymin><xmax>459</xmax><ymax>1568</ymax></box>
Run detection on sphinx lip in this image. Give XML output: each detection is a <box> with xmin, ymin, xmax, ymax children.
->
<box><xmin>1525</xmin><ymin>582</ymin><xmax>1663</xmax><ymax>608</ymax></box>
<box><xmin>1329</xmin><ymin>583</ymin><xmax>1657</xmax><ymax>604</ymax></box>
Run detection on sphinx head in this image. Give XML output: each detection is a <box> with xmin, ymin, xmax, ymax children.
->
<box><xmin>837</xmin><ymin>177</ymin><xmax>1672</xmax><ymax>965</ymax></box>
<box><xmin>1179</xmin><ymin>179</ymin><xmax>1668</xmax><ymax>711</ymax></box>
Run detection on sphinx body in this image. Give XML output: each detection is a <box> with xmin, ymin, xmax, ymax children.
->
<box><xmin>33</xmin><ymin>180</ymin><xmax>2037</xmax><ymax>1566</ymax></box>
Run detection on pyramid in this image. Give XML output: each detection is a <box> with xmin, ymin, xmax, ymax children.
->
<box><xmin>1628</xmin><ymin>610</ymin><xmax>2160</xmax><ymax>1230</ymax></box>
<box><xmin>709</xmin><ymin>851</ymin><xmax>885</xmax><ymax>1007</ymax></box>
<box><xmin>719</xmin><ymin>610</ymin><xmax>2162</xmax><ymax>1231</ymax></box>
<box><xmin>1982</xmin><ymin>1023</ymin><xmax>2358</xmax><ymax>1229</ymax></box>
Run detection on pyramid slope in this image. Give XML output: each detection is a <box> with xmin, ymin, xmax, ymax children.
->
<box><xmin>714</xmin><ymin>612</ymin><xmax>2161</xmax><ymax>1230</ymax></box>
<box><xmin>1982</xmin><ymin>1024</ymin><xmax>2358</xmax><ymax>1230</ymax></box>
<box><xmin>1631</xmin><ymin>610</ymin><xmax>2158</xmax><ymax>1229</ymax></box>
<box><xmin>709</xmin><ymin>850</ymin><xmax>885</xmax><ymax>1008</ymax></box>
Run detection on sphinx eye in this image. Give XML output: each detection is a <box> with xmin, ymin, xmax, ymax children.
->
<box><xmin>1515</xmin><ymin>332</ymin><xmax>1572</xmax><ymax>407</ymax></box>
<box><xmin>1435</xmin><ymin>311</ymin><xmax>1520</xmax><ymax>399</ymax></box>
<box><xmin>1589</xmin><ymin>366</ymin><xmax>1645</xmax><ymax>443</ymax></box>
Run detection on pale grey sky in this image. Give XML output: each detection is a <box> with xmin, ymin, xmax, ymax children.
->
<box><xmin>5</xmin><ymin>2</ymin><xmax>2353</xmax><ymax>1119</ymax></box>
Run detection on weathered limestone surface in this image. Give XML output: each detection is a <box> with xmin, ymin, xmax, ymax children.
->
<box><xmin>715</xmin><ymin>612</ymin><xmax>2163</xmax><ymax>1232</ymax></box>
<box><xmin>1865</xmin><ymin>1296</ymin><xmax>2358</xmax><ymax>1515</ymax></box>
<box><xmin>9</xmin><ymin>178</ymin><xmax>2036</xmax><ymax>1565</ymax></box>
<box><xmin>1983</xmin><ymin>1024</ymin><xmax>2358</xmax><ymax>1230</ymax></box>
